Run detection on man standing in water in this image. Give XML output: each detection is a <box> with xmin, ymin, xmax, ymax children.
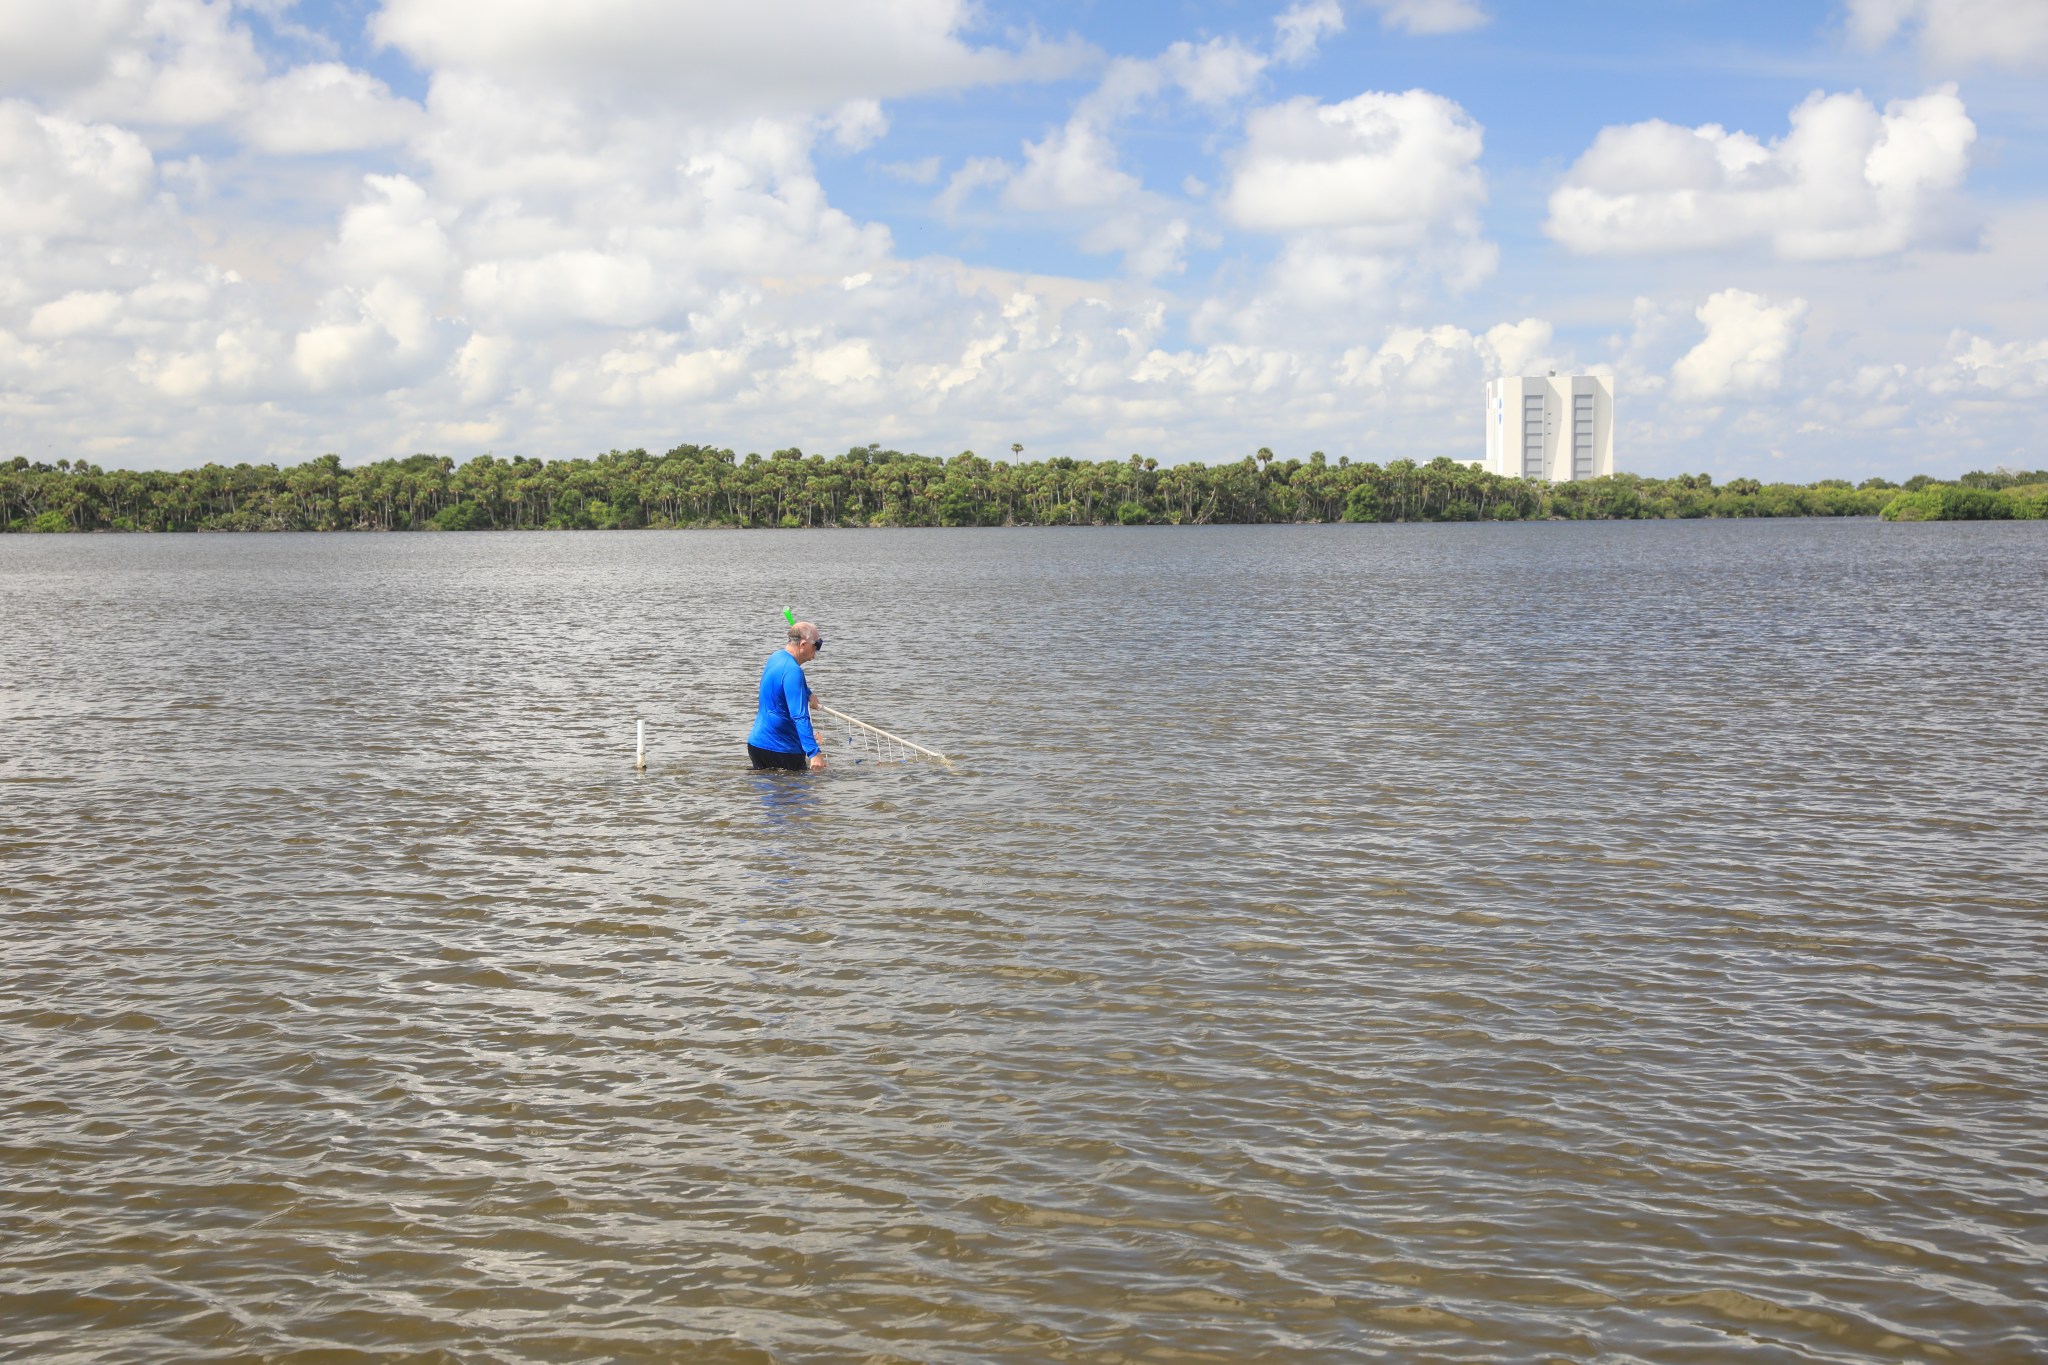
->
<box><xmin>747</xmin><ymin>621</ymin><xmax>826</xmax><ymax>771</ymax></box>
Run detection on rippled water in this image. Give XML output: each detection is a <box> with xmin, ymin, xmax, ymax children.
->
<box><xmin>4</xmin><ymin>521</ymin><xmax>2046</xmax><ymax>1362</ymax></box>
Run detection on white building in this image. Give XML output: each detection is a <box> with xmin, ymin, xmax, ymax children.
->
<box><xmin>1483</xmin><ymin>373</ymin><xmax>1614</xmax><ymax>481</ymax></box>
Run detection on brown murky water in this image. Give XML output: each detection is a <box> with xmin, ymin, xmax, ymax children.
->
<box><xmin>3</xmin><ymin>521</ymin><xmax>2045</xmax><ymax>1362</ymax></box>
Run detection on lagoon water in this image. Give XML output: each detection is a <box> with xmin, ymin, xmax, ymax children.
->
<box><xmin>3</xmin><ymin>521</ymin><xmax>2046</xmax><ymax>1362</ymax></box>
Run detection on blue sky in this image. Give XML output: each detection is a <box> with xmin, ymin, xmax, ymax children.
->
<box><xmin>2</xmin><ymin>0</ymin><xmax>2043</xmax><ymax>479</ymax></box>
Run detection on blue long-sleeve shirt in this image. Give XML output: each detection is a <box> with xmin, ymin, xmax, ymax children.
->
<box><xmin>748</xmin><ymin>649</ymin><xmax>819</xmax><ymax>756</ymax></box>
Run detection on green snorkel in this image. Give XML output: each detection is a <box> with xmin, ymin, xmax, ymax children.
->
<box><xmin>782</xmin><ymin>606</ymin><xmax>796</xmax><ymax>628</ymax></box>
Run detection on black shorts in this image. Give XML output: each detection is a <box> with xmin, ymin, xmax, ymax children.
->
<box><xmin>747</xmin><ymin>743</ymin><xmax>810</xmax><ymax>772</ymax></box>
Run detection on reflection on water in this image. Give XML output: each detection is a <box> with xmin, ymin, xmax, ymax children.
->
<box><xmin>3</xmin><ymin>521</ymin><xmax>2046</xmax><ymax>1362</ymax></box>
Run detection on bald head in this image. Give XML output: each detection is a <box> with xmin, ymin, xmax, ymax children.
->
<box><xmin>785</xmin><ymin>620</ymin><xmax>823</xmax><ymax>661</ymax></box>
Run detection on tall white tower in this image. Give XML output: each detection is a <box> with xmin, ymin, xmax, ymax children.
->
<box><xmin>1483</xmin><ymin>373</ymin><xmax>1614</xmax><ymax>481</ymax></box>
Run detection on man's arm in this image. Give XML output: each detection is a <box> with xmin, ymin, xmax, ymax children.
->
<box><xmin>786</xmin><ymin>667</ymin><xmax>823</xmax><ymax>764</ymax></box>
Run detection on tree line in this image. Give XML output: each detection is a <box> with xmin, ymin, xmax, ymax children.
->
<box><xmin>5</xmin><ymin>446</ymin><xmax>2044</xmax><ymax>533</ymax></box>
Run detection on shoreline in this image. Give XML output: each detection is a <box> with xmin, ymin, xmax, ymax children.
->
<box><xmin>7</xmin><ymin>447</ymin><xmax>2045</xmax><ymax>532</ymax></box>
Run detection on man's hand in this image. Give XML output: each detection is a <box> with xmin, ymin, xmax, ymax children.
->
<box><xmin>808</xmin><ymin>754</ymin><xmax>827</xmax><ymax>772</ymax></box>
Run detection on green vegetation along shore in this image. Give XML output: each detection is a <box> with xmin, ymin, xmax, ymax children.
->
<box><xmin>5</xmin><ymin>447</ymin><xmax>2045</xmax><ymax>532</ymax></box>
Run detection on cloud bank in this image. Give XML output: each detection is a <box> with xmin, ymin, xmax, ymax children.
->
<box><xmin>0</xmin><ymin>1</ymin><xmax>2039</xmax><ymax>480</ymax></box>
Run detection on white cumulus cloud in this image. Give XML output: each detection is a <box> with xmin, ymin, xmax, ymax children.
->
<box><xmin>327</xmin><ymin>175</ymin><xmax>454</xmax><ymax>289</ymax></box>
<box><xmin>1006</xmin><ymin>37</ymin><xmax>1269</xmax><ymax>215</ymax></box>
<box><xmin>823</xmin><ymin>99</ymin><xmax>889</xmax><ymax>152</ymax></box>
<box><xmin>1482</xmin><ymin>318</ymin><xmax>1556</xmax><ymax>378</ymax></box>
<box><xmin>1921</xmin><ymin>331</ymin><xmax>2048</xmax><ymax>399</ymax></box>
<box><xmin>0</xmin><ymin>0</ymin><xmax>144</xmax><ymax>91</ymax></box>
<box><xmin>238</xmin><ymin>64</ymin><xmax>425</xmax><ymax>154</ymax></box>
<box><xmin>1218</xmin><ymin>88</ymin><xmax>1492</xmax><ymax>325</ymax></box>
<box><xmin>1223</xmin><ymin>90</ymin><xmax>1485</xmax><ymax>238</ymax></box>
<box><xmin>451</xmin><ymin>333</ymin><xmax>517</xmax><ymax>405</ymax></box>
<box><xmin>1274</xmin><ymin>0</ymin><xmax>1344</xmax><ymax>64</ymax></box>
<box><xmin>992</xmin><ymin>38</ymin><xmax>1267</xmax><ymax>277</ymax></box>
<box><xmin>1337</xmin><ymin>318</ymin><xmax>1561</xmax><ymax>401</ymax></box>
<box><xmin>1843</xmin><ymin>0</ymin><xmax>2048</xmax><ymax>69</ymax></box>
<box><xmin>28</xmin><ymin>290</ymin><xmax>125</xmax><ymax>338</ymax></box>
<box><xmin>1156</xmin><ymin>36</ymin><xmax>1268</xmax><ymax>106</ymax></box>
<box><xmin>1548</xmin><ymin>86</ymin><xmax>1976</xmax><ymax>260</ymax></box>
<box><xmin>3</xmin><ymin>0</ymin><xmax>418</xmax><ymax>157</ymax></box>
<box><xmin>405</xmin><ymin>76</ymin><xmax>892</xmax><ymax>332</ymax></box>
<box><xmin>1671</xmin><ymin>289</ymin><xmax>1809</xmax><ymax>401</ymax></box>
<box><xmin>1340</xmin><ymin>323</ymin><xmax>1477</xmax><ymax>395</ymax></box>
<box><xmin>372</xmin><ymin>0</ymin><xmax>1088</xmax><ymax>109</ymax></box>
<box><xmin>462</xmin><ymin>251</ymin><xmax>667</xmax><ymax>330</ymax></box>
<box><xmin>573</xmin><ymin>332</ymin><xmax>754</xmax><ymax>406</ymax></box>
<box><xmin>1007</xmin><ymin>119</ymin><xmax>1142</xmax><ymax>213</ymax></box>
<box><xmin>0</xmin><ymin>101</ymin><xmax>155</xmax><ymax>237</ymax></box>
<box><xmin>293</xmin><ymin>278</ymin><xmax>446</xmax><ymax>393</ymax></box>
<box><xmin>63</xmin><ymin>0</ymin><xmax>266</xmax><ymax>128</ymax></box>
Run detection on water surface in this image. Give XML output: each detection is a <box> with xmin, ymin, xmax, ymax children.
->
<box><xmin>3</xmin><ymin>521</ymin><xmax>2045</xmax><ymax>1361</ymax></box>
